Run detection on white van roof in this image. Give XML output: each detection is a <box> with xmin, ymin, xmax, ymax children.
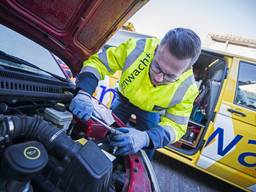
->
<box><xmin>106</xmin><ymin>30</ymin><xmax>153</xmax><ymax>46</ymax></box>
<box><xmin>204</xmin><ymin>33</ymin><xmax>256</xmax><ymax>61</ymax></box>
<box><xmin>106</xmin><ymin>30</ymin><xmax>256</xmax><ymax>62</ymax></box>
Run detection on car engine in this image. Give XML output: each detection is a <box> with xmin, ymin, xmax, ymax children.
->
<box><xmin>0</xmin><ymin>58</ymin><xmax>155</xmax><ymax>192</ymax></box>
<box><xmin>0</xmin><ymin>68</ymin><xmax>116</xmax><ymax>192</ymax></box>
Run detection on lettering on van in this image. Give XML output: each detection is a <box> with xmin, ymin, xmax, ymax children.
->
<box><xmin>120</xmin><ymin>53</ymin><xmax>151</xmax><ymax>91</ymax></box>
<box><xmin>205</xmin><ymin>127</ymin><xmax>256</xmax><ymax>168</ymax></box>
<box><xmin>98</xmin><ymin>85</ymin><xmax>117</xmax><ymax>105</ymax></box>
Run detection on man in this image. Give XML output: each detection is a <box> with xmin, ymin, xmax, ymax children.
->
<box><xmin>69</xmin><ymin>28</ymin><xmax>201</xmax><ymax>157</ymax></box>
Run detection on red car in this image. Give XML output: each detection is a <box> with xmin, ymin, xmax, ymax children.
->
<box><xmin>0</xmin><ymin>1</ymin><xmax>159</xmax><ymax>192</ymax></box>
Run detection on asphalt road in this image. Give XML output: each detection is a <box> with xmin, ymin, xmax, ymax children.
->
<box><xmin>151</xmin><ymin>152</ymin><xmax>244</xmax><ymax>192</ymax></box>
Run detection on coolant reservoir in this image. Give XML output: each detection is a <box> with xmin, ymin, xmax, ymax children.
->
<box><xmin>44</xmin><ymin>107</ymin><xmax>73</xmax><ymax>130</ymax></box>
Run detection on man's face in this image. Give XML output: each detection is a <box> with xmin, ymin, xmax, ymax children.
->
<box><xmin>149</xmin><ymin>44</ymin><xmax>192</xmax><ymax>86</ymax></box>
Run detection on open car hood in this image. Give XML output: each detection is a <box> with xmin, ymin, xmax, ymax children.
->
<box><xmin>0</xmin><ymin>0</ymin><xmax>148</xmax><ymax>75</ymax></box>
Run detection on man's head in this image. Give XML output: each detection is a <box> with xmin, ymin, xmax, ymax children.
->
<box><xmin>150</xmin><ymin>28</ymin><xmax>201</xmax><ymax>86</ymax></box>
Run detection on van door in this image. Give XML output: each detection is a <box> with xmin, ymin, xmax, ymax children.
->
<box><xmin>197</xmin><ymin>58</ymin><xmax>256</xmax><ymax>191</ymax></box>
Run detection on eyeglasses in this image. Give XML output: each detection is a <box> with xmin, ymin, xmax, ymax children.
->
<box><xmin>150</xmin><ymin>60</ymin><xmax>179</xmax><ymax>82</ymax></box>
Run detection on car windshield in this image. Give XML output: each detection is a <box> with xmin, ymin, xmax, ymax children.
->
<box><xmin>0</xmin><ymin>25</ymin><xmax>65</xmax><ymax>78</ymax></box>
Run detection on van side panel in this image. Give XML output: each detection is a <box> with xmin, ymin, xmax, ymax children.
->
<box><xmin>197</xmin><ymin>57</ymin><xmax>256</xmax><ymax>191</ymax></box>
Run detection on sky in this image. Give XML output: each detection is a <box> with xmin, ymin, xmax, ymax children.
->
<box><xmin>129</xmin><ymin>0</ymin><xmax>256</xmax><ymax>45</ymax></box>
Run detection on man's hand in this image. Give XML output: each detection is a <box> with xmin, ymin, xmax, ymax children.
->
<box><xmin>69</xmin><ymin>90</ymin><xmax>94</xmax><ymax>120</ymax></box>
<box><xmin>109</xmin><ymin>127</ymin><xmax>150</xmax><ymax>155</ymax></box>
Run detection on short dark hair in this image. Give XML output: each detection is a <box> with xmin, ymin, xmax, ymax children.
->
<box><xmin>160</xmin><ymin>28</ymin><xmax>201</xmax><ymax>65</ymax></box>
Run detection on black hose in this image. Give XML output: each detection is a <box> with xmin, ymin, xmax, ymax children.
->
<box><xmin>0</xmin><ymin>115</ymin><xmax>80</xmax><ymax>158</ymax></box>
<box><xmin>0</xmin><ymin>115</ymin><xmax>113</xmax><ymax>192</ymax></box>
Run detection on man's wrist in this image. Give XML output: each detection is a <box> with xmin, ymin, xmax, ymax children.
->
<box><xmin>76</xmin><ymin>72</ymin><xmax>98</xmax><ymax>95</ymax></box>
<box><xmin>78</xmin><ymin>90</ymin><xmax>91</xmax><ymax>97</ymax></box>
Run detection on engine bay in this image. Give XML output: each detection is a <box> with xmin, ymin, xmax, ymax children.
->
<box><xmin>0</xmin><ymin>69</ymin><xmax>155</xmax><ymax>192</ymax></box>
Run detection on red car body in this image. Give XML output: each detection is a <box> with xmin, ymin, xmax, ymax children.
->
<box><xmin>0</xmin><ymin>1</ymin><xmax>160</xmax><ymax>192</ymax></box>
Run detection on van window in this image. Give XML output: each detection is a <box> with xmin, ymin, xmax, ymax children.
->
<box><xmin>235</xmin><ymin>61</ymin><xmax>256</xmax><ymax>110</ymax></box>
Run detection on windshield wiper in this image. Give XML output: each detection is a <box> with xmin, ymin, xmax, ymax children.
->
<box><xmin>0</xmin><ymin>50</ymin><xmax>69</xmax><ymax>82</ymax></box>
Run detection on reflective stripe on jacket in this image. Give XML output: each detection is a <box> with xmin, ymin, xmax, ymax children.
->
<box><xmin>80</xmin><ymin>38</ymin><xmax>199</xmax><ymax>147</ymax></box>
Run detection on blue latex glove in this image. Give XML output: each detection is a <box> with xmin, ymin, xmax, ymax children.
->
<box><xmin>69</xmin><ymin>90</ymin><xmax>94</xmax><ymax>120</ymax></box>
<box><xmin>110</xmin><ymin>127</ymin><xmax>150</xmax><ymax>155</ymax></box>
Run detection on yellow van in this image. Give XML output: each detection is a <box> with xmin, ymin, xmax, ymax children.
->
<box><xmin>159</xmin><ymin>33</ymin><xmax>256</xmax><ymax>192</ymax></box>
<box><xmin>97</xmin><ymin>31</ymin><xmax>256</xmax><ymax>192</ymax></box>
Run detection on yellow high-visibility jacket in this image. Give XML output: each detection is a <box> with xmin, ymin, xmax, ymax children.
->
<box><xmin>79</xmin><ymin>38</ymin><xmax>199</xmax><ymax>148</ymax></box>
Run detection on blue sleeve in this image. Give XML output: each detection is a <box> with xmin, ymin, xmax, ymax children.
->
<box><xmin>76</xmin><ymin>72</ymin><xmax>98</xmax><ymax>95</ymax></box>
<box><xmin>146</xmin><ymin>125</ymin><xmax>172</xmax><ymax>149</ymax></box>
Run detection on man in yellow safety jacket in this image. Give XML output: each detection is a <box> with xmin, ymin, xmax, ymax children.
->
<box><xmin>69</xmin><ymin>28</ymin><xmax>201</xmax><ymax>157</ymax></box>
